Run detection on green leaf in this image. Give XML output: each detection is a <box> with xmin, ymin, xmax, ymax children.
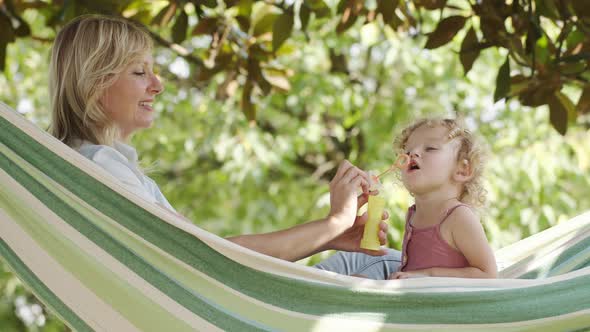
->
<box><xmin>0</xmin><ymin>14</ymin><xmax>15</xmax><ymax>44</ymax></box>
<box><xmin>0</xmin><ymin>13</ymin><xmax>14</xmax><ymax>72</ymax></box>
<box><xmin>128</xmin><ymin>9</ymin><xmax>153</xmax><ymax>25</ymax></box>
<box><xmin>246</xmin><ymin>58</ymin><xmax>271</xmax><ymax>95</ymax></box>
<box><xmin>241</xmin><ymin>80</ymin><xmax>256</xmax><ymax>122</ymax></box>
<box><xmin>519</xmin><ymin>85</ymin><xmax>554</xmax><ymax>107</ymax></box>
<box><xmin>507</xmin><ymin>37</ymin><xmax>527</xmax><ymax>65</ymax></box>
<box><xmin>377</xmin><ymin>0</ymin><xmax>399</xmax><ymax>24</ymax></box>
<box><xmin>299</xmin><ymin>4</ymin><xmax>311</xmax><ymax>32</ymax></box>
<box><xmin>555</xmin><ymin>91</ymin><xmax>576</xmax><ymax>122</ymax></box>
<box><xmin>525</xmin><ymin>20</ymin><xmax>542</xmax><ymax>53</ymax></box>
<box><xmin>263</xmin><ymin>69</ymin><xmax>291</xmax><ymax>92</ymax></box>
<box><xmin>424</xmin><ymin>15</ymin><xmax>467</xmax><ymax>49</ymax></box>
<box><xmin>387</xmin><ymin>10</ymin><xmax>404</xmax><ymax>30</ymax></box>
<box><xmin>560</xmin><ymin>52</ymin><xmax>590</xmax><ymax>63</ymax></box>
<box><xmin>576</xmin><ymin>85</ymin><xmax>590</xmax><ymax>114</ymax></box>
<box><xmin>192</xmin><ymin>17</ymin><xmax>218</xmax><ymax>35</ymax></box>
<box><xmin>257</xmin><ymin>76</ymin><xmax>272</xmax><ymax>96</ymax></box>
<box><xmin>509</xmin><ymin>74</ymin><xmax>530</xmax><ymax>96</ymax></box>
<box><xmin>248</xmin><ymin>43</ymin><xmax>272</xmax><ymax>61</ymax></box>
<box><xmin>535</xmin><ymin>35</ymin><xmax>550</xmax><ymax>65</ymax></box>
<box><xmin>547</xmin><ymin>92</ymin><xmax>569</xmax><ymax>135</ymax></box>
<box><xmin>5</xmin><ymin>0</ymin><xmax>33</xmax><ymax>36</ymax></box>
<box><xmin>0</xmin><ymin>41</ymin><xmax>7</xmax><ymax>72</ymax></box>
<box><xmin>172</xmin><ymin>10</ymin><xmax>189</xmax><ymax>44</ymax></box>
<box><xmin>224</xmin><ymin>0</ymin><xmax>240</xmax><ymax>7</ymax></box>
<box><xmin>236</xmin><ymin>15</ymin><xmax>250</xmax><ymax>32</ymax></box>
<box><xmin>337</xmin><ymin>0</ymin><xmax>348</xmax><ymax>14</ymax></box>
<box><xmin>414</xmin><ymin>0</ymin><xmax>447</xmax><ymax>10</ymax></box>
<box><xmin>194</xmin><ymin>66</ymin><xmax>221</xmax><ymax>81</ymax></box>
<box><xmin>151</xmin><ymin>4</ymin><xmax>177</xmax><ymax>27</ymax></box>
<box><xmin>14</xmin><ymin>18</ymin><xmax>31</xmax><ymax>37</ymax></box>
<box><xmin>253</xmin><ymin>13</ymin><xmax>280</xmax><ymax>36</ymax></box>
<box><xmin>459</xmin><ymin>26</ymin><xmax>479</xmax><ymax>75</ymax></box>
<box><xmin>535</xmin><ymin>0</ymin><xmax>560</xmax><ymax>20</ymax></box>
<box><xmin>237</xmin><ymin>0</ymin><xmax>253</xmax><ymax>17</ymax></box>
<box><xmin>272</xmin><ymin>11</ymin><xmax>294</xmax><ymax>52</ymax></box>
<box><xmin>494</xmin><ymin>56</ymin><xmax>510</xmax><ymax>102</ymax></box>
<box><xmin>559</xmin><ymin>61</ymin><xmax>586</xmax><ymax>75</ymax></box>
<box><xmin>336</xmin><ymin>0</ymin><xmax>364</xmax><ymax>34</ymax></box>
<box><xmin>565</xmin><ymin>28</ymin><xmax>584</xmax><ymax>52</ymax></box>
<box><xmin>308</xmin><ymin>0</ymin><xmax>330</xmax><ymax>18</ymax></box>
<box><xmin>197</xmin><ymin>0</ymin><xmax>218</xmax><ymax>8</ymax></box>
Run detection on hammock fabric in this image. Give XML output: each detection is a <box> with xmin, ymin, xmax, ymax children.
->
<box><xmin>0</xmin><ymin>101</ymin><xmax>589</xmax><ymax>332</ymax></box>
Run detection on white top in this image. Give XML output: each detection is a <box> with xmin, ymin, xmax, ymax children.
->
<box><xmin>74</xmin><ymin>140</ymin><xmax>175</xmax><ymax>211</ymax></box>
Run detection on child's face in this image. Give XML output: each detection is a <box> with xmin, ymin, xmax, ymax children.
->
<box><xmin>400</xmin><ymin>124</ymin><xmax>461</xmax><ymax>196</ymax></box>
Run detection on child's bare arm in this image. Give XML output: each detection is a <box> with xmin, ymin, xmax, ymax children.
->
<box><xmin>436</xmin><ymin>207</ymin><xmax>497</xmax><ymax>278</ymax></box>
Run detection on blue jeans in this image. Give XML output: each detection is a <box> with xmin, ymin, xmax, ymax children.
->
<box><xmin>314</xmin><ymin>249</ymin><xmax>402</xmax><ymax>280</ymax></box>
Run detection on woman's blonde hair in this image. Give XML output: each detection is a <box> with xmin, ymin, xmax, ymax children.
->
<box><xmin>393</xmin><ymin>117</ymin><xmax>488</xmax><ymax>206</ymax></box>
<box><xmin>48</xmin><ymin>15</ymin><xmax>153</xmax><ymax>146</ymax></box>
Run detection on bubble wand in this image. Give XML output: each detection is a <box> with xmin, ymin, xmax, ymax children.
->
<box><xmin>360</xmin><ymin>154</ymin><xmax>410</xmax><ymax>251</ymax></box>
<box><xmin>375</xmin><ymin>154</ymin><xmax>411</xmax><ymax>180</ymax></box>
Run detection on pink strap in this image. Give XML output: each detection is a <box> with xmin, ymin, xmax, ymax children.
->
<box><xmin>438</xmin><ymin>204</ymin><xmax>470</xmax><ymax>226</ymax></box>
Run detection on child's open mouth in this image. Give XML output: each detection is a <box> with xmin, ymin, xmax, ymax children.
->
<box><xmin>408</xmin><ymin>160</ymin><xmax>420</xmax><ymax>172</ymax></box>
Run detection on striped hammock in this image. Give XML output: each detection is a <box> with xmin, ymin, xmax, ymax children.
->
<box><xmin>0</xmin><ymin>101</ymin><xmax>589</xmax><ymax>331</ymax></box>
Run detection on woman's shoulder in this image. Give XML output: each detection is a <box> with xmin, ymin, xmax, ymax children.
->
<box><xmin>75</xmin><ymin>141</ymin><xmax>130</xmax><ymax>165</ymax></box>
<box><xmin>73</xmin><ymin>141</ymin><xmax>154</xmax><ymax>199</ymax></box>
<box><xmin>75</xmin><ymin>140</ymin><xmax>142</xmax><ymax>181</ymax></box>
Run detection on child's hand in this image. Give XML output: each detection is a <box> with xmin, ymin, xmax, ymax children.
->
<box><xmin>388</xmin><ymin>270</ymin><xmax>429</xmax><ymax>279</ymax></box>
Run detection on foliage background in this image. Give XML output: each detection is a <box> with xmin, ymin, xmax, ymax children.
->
<box><xmin>1</xmin><ymin>1</ymin><xmax>590</xmax><ymax>330</ymax></box>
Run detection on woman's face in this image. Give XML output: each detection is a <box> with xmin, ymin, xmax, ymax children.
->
<box><xmin>100</xmin><ymin>53</ymin><xmax>163</xmax><ymax>141</ymax></box>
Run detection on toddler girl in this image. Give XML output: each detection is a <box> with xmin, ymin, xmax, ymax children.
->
<box><xmin>316</xmin><ymin>117</ymin><xmax>497</xmax><ymax>279</ymax></box>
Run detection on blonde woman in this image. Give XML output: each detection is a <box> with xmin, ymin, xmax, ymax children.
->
<box><xmin>48</xmin><ymin>15</ymin><xmax>389</xmax><ymax>263</ymax></box>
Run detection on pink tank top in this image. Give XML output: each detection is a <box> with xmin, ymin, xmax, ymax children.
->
<box><xmin>400</xmin><ymin>204</ymin><xmax>470</xmax><ymax>272</ymax></box>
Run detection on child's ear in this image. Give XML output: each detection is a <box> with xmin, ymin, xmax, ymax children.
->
<box><xmin>453</xmin><ymin>159</ymin><xmax>474</xmax><ymax>183</ymax></box>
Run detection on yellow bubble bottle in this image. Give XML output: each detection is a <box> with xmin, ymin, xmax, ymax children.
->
<box><xmin>360</xmin><ymin>155</ymin><xmax>409</xmax><ymax>251</ymax></box>
<box><xmin>360</xmin><ymin>194</ymin><xmax>386</xmax><ymax>250</ymax></box>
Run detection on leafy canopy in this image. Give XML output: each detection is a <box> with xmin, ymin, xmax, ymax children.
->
<box><xmin>1</xmin><ymin>0</ymin><xmax>590</xmax><ymax>134</ymax></box>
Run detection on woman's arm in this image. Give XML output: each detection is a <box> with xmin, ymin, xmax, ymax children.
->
<box><xmin>226</xmin><ymin>160</ymin><xmax>388</xmax><ymax>262</ymax></box>
<box><xmin>227</xmin><ymin>215</ymin><xmax>353</xmax><ymax>262</ymax></box>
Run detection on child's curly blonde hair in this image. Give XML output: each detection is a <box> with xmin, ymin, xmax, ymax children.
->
<box><xmin>393</xmin><ymin>117</ymin><xmax>487</xmax><ymax>207</ymax></box>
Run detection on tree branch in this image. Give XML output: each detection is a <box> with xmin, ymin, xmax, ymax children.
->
<box><xmin>146</xmin><ymin>28</ymin><xmax>205</xmax><ymax>68</ymax></box>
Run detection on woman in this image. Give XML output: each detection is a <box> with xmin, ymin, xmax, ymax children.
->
<box><xmin>48</xmin><ymin>15</ymin><xmax>389</xmax><ymax>263</ymax></box>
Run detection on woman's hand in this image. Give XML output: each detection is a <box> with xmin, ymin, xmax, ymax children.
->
<box><xmin>327</xmin><ymin>160</ymin><xmax>370</xmax><ymax>227</ymax></box>
<box><xmin>324</xmin><ymin>189</ymin><xmax>390</xmax><ymax>256</ymax></box>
